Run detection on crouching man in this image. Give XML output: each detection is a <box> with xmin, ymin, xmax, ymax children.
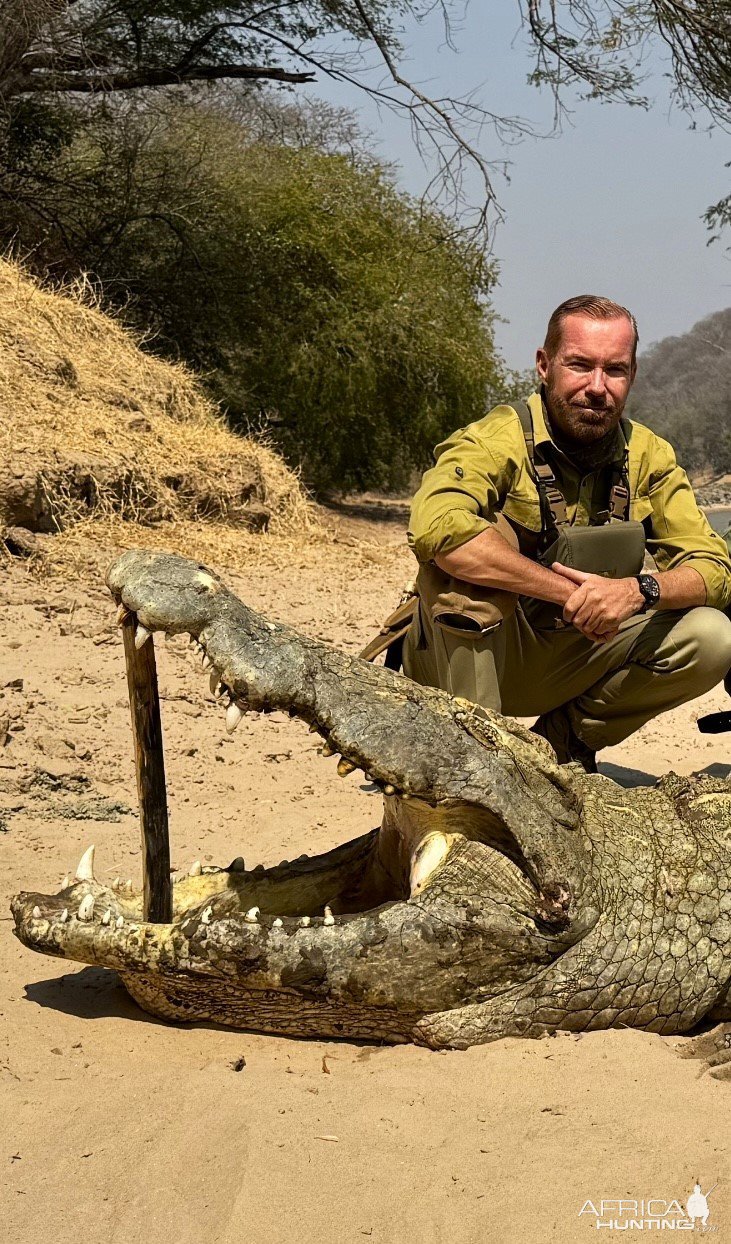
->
<box><xmin>403</xmin><ymin>294</ymin><xmax>731</xmax><ymax>772</ymax></box>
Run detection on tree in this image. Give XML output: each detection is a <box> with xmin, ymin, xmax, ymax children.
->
<box><xmin>3</xmin><ymin>3</ymin><xmax>728</xmax><ymax>241</ymax></box>
<box><xmin>0</xmin><ymin>96</ymin><xmax>513</xmax><ymax>492</ymax></box>
<box><xmin>0</xmin><ymin>1</ymin><xmax>524</xmax><ymax>240</ymax></box>
<box><xmin>524</xmin><ymin>1</ymin><xmax>730</xmax><ymax>127</ymax></box>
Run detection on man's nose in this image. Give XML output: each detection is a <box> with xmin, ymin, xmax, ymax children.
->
<box><xmin>585</xmin><ymin>367</ymin><xmax>607</xmax><ymax>395</ymax></box>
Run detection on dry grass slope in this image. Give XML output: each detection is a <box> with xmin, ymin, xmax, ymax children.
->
<box><xmin>0</xmin><ymin>259</ymin><xmax>318</xmax><ymax>570</ymax></box>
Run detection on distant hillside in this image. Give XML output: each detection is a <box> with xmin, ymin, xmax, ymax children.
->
<box><xmin>627</xmin><ymin>308</ymin><xmax>731</xmax><ymax>477</ymax></box>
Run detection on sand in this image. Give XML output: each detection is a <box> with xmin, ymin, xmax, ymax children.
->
<box><xmin>2</xmin><ymin>502</ymin><xmax>730</xmax><ymax>1243</ymax></box>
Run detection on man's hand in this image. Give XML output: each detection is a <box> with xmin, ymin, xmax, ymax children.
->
<box><xmin>553</xmin><ymin>563</ymin><xmax>644</xmax><ymax>643</ymax></box>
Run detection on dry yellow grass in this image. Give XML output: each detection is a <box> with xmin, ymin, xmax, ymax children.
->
<box><xmin>0</xmin><ymin>258</ymin><xmax>319</xmax><ymax>566</ymax></box>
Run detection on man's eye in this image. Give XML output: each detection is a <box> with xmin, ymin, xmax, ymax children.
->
<box><xmin>567</xmin><ymin>360</ymin><xmax>591</xmax><ymax>371</ymax></box>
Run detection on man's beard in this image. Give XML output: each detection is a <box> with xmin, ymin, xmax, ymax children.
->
<box><xmin>544</xmin><ymin>380</ymin><xmax>624</xmax><ymax>446</ymax></box>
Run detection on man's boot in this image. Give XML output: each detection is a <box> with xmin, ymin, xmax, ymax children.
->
<box><xmin>531</xmin><ymin>706</ymin><xmax>598</xmax><ymax>774</ymax></box>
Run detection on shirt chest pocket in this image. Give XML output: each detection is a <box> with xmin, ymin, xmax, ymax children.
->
<box><xmin>501</xmin><ymin>493</ymin><xmax>542</xmax><ymax>534</ymax></box>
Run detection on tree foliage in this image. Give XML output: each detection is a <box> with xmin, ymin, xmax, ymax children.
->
<box><xmin>525</xmin><ymin>0</ymin><xmax>730</xmax><ymax>127</ymax></box>
<box><xmin>0</xmin><ymin>96</ymin><xmax>512</xmax><ymax>492</ymax></box>
<box><xmin>2</xmin><ymin>2</ymin><xmax>729</xmax><ymax>240</ymax></box>
<box><xmin>0</xmin><ymin>0</ymin><xmax>522</xmax><ymax>238</ymax></box>
<box><xmin>627</xmin><ymin>308</ymin><xmax>731</xmax><ymax>475</ymax></box>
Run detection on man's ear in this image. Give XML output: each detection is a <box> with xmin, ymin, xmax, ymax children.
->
<box><xmin>536</xmin><ymin>347</ymin><xmax>549</xmax><ymax>383</ymax></box>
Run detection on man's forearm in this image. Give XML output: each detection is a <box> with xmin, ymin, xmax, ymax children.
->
<box><xmin>435</xmin><ymin>528</ymin><xmax>574</xmax><ymax>606</ymax></box>
<box><xmin>652</xmin><ymin>565</ymin><xmax>707</xmax><ymax>610</ymax></box>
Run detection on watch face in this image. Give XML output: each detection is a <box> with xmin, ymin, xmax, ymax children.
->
<box><xmin>639</xmin><ymin>575</ymin><xmax>660</xmax><ymax>606</ymax></box>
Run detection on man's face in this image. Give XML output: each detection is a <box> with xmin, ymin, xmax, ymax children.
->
<box><xmin>536</xmin><ymin>313</ymin><xmax>636</xmax><ymax>444</ymax></box>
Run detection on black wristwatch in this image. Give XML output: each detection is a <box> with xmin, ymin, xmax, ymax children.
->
<box><xmin>636</xmin><ymin>573</ymin><xmax>661</xmax><ymax>613</ymax></box>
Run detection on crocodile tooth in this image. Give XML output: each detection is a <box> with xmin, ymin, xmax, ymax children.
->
<box><xmin>272</xmin><ymin>917</ymin><xmax>284</xmax><ymax>929</ymax></box>
<box><xmin>112</xmin><ymin>877</ymin><xmax>121</xmax><ymax>891</ymax></box>
<box><xmin>102</xmin><ymin>909</ymin><xmax>111</xmax><ymax>925</ymax></box>
<box><xmin>202</xmin><ymin>654</ymin><xmax>213</xmax><ymax>670</ymax></box>
<box><xmin>32</xmin><ymin>906</ymin><xmax>41</xmax><ymax>919</ymax></box>
<box><xmin>323</xmin><ymin>906</ymin><xmax>335</xmax><ymax>926</ymax></box>
<box><xmin>115</xmin><ymin>915</ymin><xmax>124</xmax><ymax>929</ymax></box>
<box><xmin>209</xmin><ymin>671</ymin><xmax>220</xmax><ymax>696</ymax></box>
<box><xmin>124</xmin><ymin>879</ymin><xmax>133</xmax><ymax>894</ymax></box>
<box><xmin>78</xmin><ymin>895</ymin><xmax>95</xmax><ymax>922</ymax></box>
<box><xmin>201</xmin><ymin>906</ymin><xmax>213</xmax><ymax>925</ymax></box>
<box><xmin>189</xmin><ymin>860</ymin><xmax>203</xmax><ymax>877</ymax></box>
<box><xmin>299</xmin><ymin>915</ymin><xmax>311</xmax><ymax>927</ymax></box>
<box><xmin>410</xmin><ymin>831</ymin><xmax>452</xmax><ymax>897</ymax></box>
<box><xmin>59</xmin><ymin>908</ymin><xmax>68</xmax><ymax>924</ymax></box>
<box><xmin>229</xmin><ymin>856</ymin><xmax>245</xmax><ymax>872</ymax></box>
<box><xmin>75</xmin><ymin>844</ymin><xmax>96</xmax><ymax>882</ymax></box>
<box><xmin>226</xmin><ymin>702</ymin><xmax>245</xmax><ymax>734</ymax></box>
<box><xmin>134</xmin><ymin>624</ymin><xmax>152</xmax><ymax>650</ymax></box>
<box><xmin>337</xmin><ymin>757</ymin><xmax>357</xmax><ymax>777</ymax></box>
<box><xmin>60</xmin><ymin>875</ymin><xmax>70</xmax><ymax>889</ymax></box>
<box><xmin>116</xmin><ymin>602</ymin><xmax>130</xmax><ymax>625</ymax></box>
<box><xmin>244</xmin><ymin>907</ymin><xmax>260</xmax><ymax>923</ymax></box>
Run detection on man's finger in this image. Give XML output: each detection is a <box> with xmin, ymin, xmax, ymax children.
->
<box><xmin>573</xmin><ymin>604</ymin><xmax>600</xmax><ymax>631</ymax></box>
<box><xmin>553</xmin><ymin>562</ymin><xmax>590</xmax><ymax>585</ymax></box>
<box><xmin>578</xmin><ymin>624</ymin><xmax>619</xmax><ymax>645</ymax></box>
<box><xmin>562</xmin><ymin>585</ymin><xmax>587</xmax><ymax>622</ymax></box>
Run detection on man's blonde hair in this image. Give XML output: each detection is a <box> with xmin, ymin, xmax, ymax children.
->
<box><xmin>544</xmin><ymin>295</ymin><xmax>639</xmax><ymax>367</ymax></box>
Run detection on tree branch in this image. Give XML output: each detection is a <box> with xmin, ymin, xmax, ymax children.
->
<box><xmin>17</xmin><ymin>63</ymin><xmax>316</xmax><ymax>94</ymax></box>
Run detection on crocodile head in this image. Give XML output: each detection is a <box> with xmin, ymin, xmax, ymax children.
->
<box><xmin>11</xmin><ymin>551</ymin><xmax>604</xmax><ymax>1044</ymax></box>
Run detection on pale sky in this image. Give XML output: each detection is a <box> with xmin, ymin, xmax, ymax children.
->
<box><xmin>307</xmin><ymin>5</ymin><xmax>730</xmax><ymax>372</ymax></box>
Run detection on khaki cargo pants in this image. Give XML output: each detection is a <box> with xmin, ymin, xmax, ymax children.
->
<box><xmin>402</xmin><ymin>598</ymin><xmax>731</xmax><ymax>750</ymax></box>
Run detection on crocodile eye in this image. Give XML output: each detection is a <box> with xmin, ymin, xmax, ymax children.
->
<box><xmin>455</xmin><ymin>466</ymin><xmax>464</xmax><ymax>479</ymax></box>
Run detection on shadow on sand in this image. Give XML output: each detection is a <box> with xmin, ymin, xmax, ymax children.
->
<box><xmin>599</xmin><ymin>760</ymin><xmax>731</xmax><ymax>788</ymax></box>
<box><xmin>24</xmin><ymin>966</ymin><xmax>168</xmax><ymax>1026</ymax></box>
<box><xmin>598</xmin><ymin>761</ymin><xmax>658</xmax><ymax>788</ymax></box>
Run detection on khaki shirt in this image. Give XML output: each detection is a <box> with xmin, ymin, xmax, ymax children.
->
<box><xmin>408</xmin><ymin>391</ymin><xmax>731</xmax><ymax>610</ymax></box>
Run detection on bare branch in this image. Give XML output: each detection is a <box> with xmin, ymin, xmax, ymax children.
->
<box><xmin>17</xmin><ymin>63</ymin><xmax>316</xmax><ymax>94</ymax></box>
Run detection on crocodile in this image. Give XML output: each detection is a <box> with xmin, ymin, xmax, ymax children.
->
<box><xmin>10</xmin><ymin>550</ymin><xmax>731</xmax><ymax>1067</ymax></box>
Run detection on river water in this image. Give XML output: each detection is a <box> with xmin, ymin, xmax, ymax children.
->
<box><xmin>705</xmin><ymin>507</ymin><xmax>731</xmax><ymax>536</ymax></box>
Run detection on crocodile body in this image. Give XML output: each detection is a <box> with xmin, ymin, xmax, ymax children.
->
<box><xmin>11</xmin><ymin>551</ymin><xmax>731</xmax><ymax>1050</ymax></box>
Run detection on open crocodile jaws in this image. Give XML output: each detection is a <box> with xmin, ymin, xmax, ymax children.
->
<box><xmin>11</xmin><ymin>550</ymin><xmax>731</xmax><ymax>1049</ymax></box>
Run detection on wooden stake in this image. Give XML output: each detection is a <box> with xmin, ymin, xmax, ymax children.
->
<box><xmin>122</xmin><ymin>617</ymin><xmax>172</xmax><ymax>922</ymax></box>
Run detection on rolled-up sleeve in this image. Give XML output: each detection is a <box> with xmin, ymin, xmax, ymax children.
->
<box><xmin>645</xmin><ymin>437</ymin><xmax>731</xmax><ymax>609</ymax></box>
<box><xmin>407</xmin><ymin>413</ymin><xmax>516</xmax><ymax>563</ymax></box>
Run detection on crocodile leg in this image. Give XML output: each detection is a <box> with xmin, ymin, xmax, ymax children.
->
<box><xmin>414</xmin><ymin>913</ymin><xmax>731</xmax><ymax>1049</ymax></box>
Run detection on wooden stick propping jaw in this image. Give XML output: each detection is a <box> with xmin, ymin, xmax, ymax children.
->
<box><xmin>122</xmin><ymin>617</ymin><xmax>172</xmax><ymax>923</ymax></box>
